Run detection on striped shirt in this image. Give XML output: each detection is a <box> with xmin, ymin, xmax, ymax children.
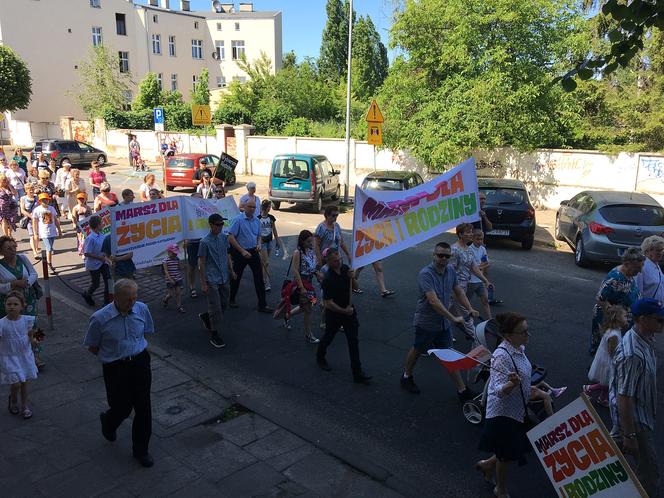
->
<box><xmin>163</xmin><ymin>257</ymin><xmax>182</xmax><ymax>282</ymax></box>
<box><xmin>609</xmin><ymin>328</ymin><xmax>657</xmax><ymax>434</ymax></box>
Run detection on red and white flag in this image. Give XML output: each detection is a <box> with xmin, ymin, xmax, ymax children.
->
<box><xmin>428</xmin><ymin>346</ymin><xmax>492</xmax><ymax>373</ymax></box>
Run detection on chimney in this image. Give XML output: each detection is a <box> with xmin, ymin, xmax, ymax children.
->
<box><xmin>159</xmin><ymin>0</ymin><xmax>170</xmax><ymax>9</ymax></box>
<box><xmin>180</xmin><ymin>0</ymin><xmax>190</xmax><ymax>11</ymax></box>
<box><xmin>220</xmin><ymin>3</ymin><xmax>234</xmax><ymax>13</ymax></box>
<box><xmin>239</xmin><ymin>3</ymin><xmax>253</xmax><ymax>12</ymax></box>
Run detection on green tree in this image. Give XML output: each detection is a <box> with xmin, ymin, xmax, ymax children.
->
<box><xmin>74</xmin><ymin>46</ymin><xmax>131</xmax><ymax>119</ymax></box>
<box><xmin>319</xmin><ymin>0</ymin><xmax>355</xmax><ymax>81</ymax></box>
<box><xmin>0</xmin><ymin>46</ymin><xmax>32</xmax><ymax>113</ymax></box>
<box><xmin>351</xmin><ymin>15</ymin><xmax>389</xmax><ymax>100</ymax></box>
<box><xmin>282</xmin><ymin>51</ymin><xmax>297</xmax><ymax>69</ymax></box>
<box><xmin>380</xmin><ymin>0</ymin><xmax>587</xmax><ymax>169</ymax></box>
<box><xmin>190</xmin><ymin>68</ymin><xmax>210</xmax><ymax>105</ymax></box>
<box><xmin>132</xmin><ymin>72</ymin><xmax>162</xmax><ymax>110</ymax></box>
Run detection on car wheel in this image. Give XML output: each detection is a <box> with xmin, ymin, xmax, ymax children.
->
<box><xmin>332</xmin><ymin>185</ymin><xmax>340</xmax><ymax>200</ymax></box>
<box><xmin>166</xmin><ymin>185</ymin><xmax>175</xmax><ymax>191</ymax></box>
<box><xmin>554</xmin><ymin>215</ymin><xmax>564</xmax><ymax>241</ymax></box>
<box><xmin>521</xmin><ymin>237</ymin><xmax>534</xmax><ymax>250</ymax></box>
<box><xmin>271</xmin><ymin>201</ymin><xmax>281</xmax><ymax>210</ymax></box>
<box><xmin>97</xmin><ymin>155</ymin><xmax>106</xmax><ymax>166</ymax></box>
<box><xmin>575</xmin><ymin>236</ymin><xmax>589</xmax><ymax>267</ymax></box>
<box><xmin>311</xmin><ymin>195</ymin><xmax>322</xmax><ymax>213</ymax></box>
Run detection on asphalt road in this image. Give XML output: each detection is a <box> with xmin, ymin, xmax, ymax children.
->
<box><xmin>37</xmin><ymin>167</ymin><xmax>662</xmax><ymax>498</ymax></box>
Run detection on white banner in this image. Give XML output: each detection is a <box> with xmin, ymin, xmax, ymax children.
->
<box><xmin>182</xmin><ymin>195</ymin><xmax>239</xmax><ymax>239</ymax></box>
<box><xmin>351</xmin><ymin>158</ymin><xmax>480</xmax><ymax>268</ymax></box>
<box><xmin>527</xmin><ymin>395</ymin><xmax>647</xmax><ymax>498</ymax></box>
<box><xmin>77</xmin><ymin>207</ymin><xmax>112</xmax><ymax>238</ymax></box>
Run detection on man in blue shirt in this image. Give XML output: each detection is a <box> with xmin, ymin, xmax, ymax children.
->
<box><xmin>82</xmin><ymin>215</ymin><xmax>111</xmax><ymax>306</ymax></box>
<box><xmin>228</xmin><ymin>200</ymin><xmax>273</xmax><ymax>313</ymax></box>
<box><xmin>84</xmin><ymin>279</ymin><xmax>155</xmax><ymax>468</ymax></box>
<box><xmin>198</xmin><ymin>213</ymin><xmax>236</xmax><ymax>348</ymax></box>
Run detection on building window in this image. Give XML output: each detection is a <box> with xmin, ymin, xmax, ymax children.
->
<box><xmin>191</xmin><ymin>39</ymin><xmax>202</xmax><ymax>59</ymax></box>
<box><xmin>234</xmin><ymin>22</ymin><xmax>240</xmax><ymax>31</ymax></box>
<box><xmin>152</xmin><ymin>34</ymin><xmax>161</xmax><ymax>55</ymax></box>
<box><xmin>153</xmin><ymin>14</ymin><xmax>158</xmax><ymax>23</ymax></box>
<box><xmin>168</xmin><ymin>35</ymin><xmax>176</xmax><ymax>56</ymax></box>
<box><xmin>216</xmin><ymin>76</ymin><xmax>226</xmax><ymax>88</ymax></box>
<box><xmin>192</xmin><ymin>74</ymin><xmax>197</xmax><ymax>85</ymax></box>
<box><xmin>118</xmin><ymin>51</ymin><xmax>129</xmax><ymax>73</ymax></box>
<box><xmin>92</xmin><ymin>27</ymin><xmax>103</xmax><ymax>47</ymax></box>
<box><xmin>90</xmin><ymin>0</ymin><xmax>101</xmax><ymax>7</ymax></box>
<box><xmin>157</xmin><ymin>73</ymin><xmax>163</xmax><ymax>90</ymax></box>
<box><xmin>216</xmin><ymin>22</ymin><xmax>222</xmax><ymax>31</ymax></box>
<box><xmin>171</xmin><ymin>74</ymin><xmax>178</xmax><ymax>91</ymax></box>
<box><xmin>232</xmin><ymin>76</ymin><xmax>246</xmax><ymax>83</ymax></box>
<box><xmin>215</xmin><ymin>41</ymin><xmax>225</xmax><ymax>60</ymax></box>
<box><xmin>115</xmin><ymin>13</ymin><xmax>126</xmax><ymax>36</ymax></box>
<box><xmin>194</xmin><ymin>21</ymin><xmax>199</xmax><ymax>29</ymax></box>
<box><xmin>231</xmin><ymin>40</ymin><xmax>245</xmax><ymax>60</ymax></box>
<box><xmin>122</xmin><ymin>90</ymin><xmax>132</xmax><ymax>111</ymax></box>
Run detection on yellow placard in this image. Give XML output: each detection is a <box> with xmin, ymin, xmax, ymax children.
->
<box><xmin>365</xmin><ymin>99</ymin><xmax>384</xmax><ymax>123</ymax></box>
<box><xmin>191</xmin><ymin>104</ymin><xmax>211</xmax><ymax>126</ymax></box>
<box><xmin>367</xmin><ymin>122</ymin><xmax>382</xmax><ymax>146</ymax></box>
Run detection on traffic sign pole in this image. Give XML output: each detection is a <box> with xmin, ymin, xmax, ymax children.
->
<box><xmin>343</xmin><ymin>0</ymin><xmax>353</xmax><ymax>204</ymax></box>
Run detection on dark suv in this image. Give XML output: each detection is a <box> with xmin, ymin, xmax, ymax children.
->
<box><xmin>31</xmin><ymin>139</ymin><xmax>107</xmax><ymax>167</ymax></box>
<box><xmin>478</xmin><ymin>178</ymin><xmax>536</xmax><ymax>250</ymax></box>
<box><xmin>360</xmin><ymin>170</ymin><xmax>425</xmax><ymax>191</ymax></box>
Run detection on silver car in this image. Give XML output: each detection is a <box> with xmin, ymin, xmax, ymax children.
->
<box><xmin>555</xmin><ymin>190</ymin><xmax>664</xmax><ymax>267</ymax></box>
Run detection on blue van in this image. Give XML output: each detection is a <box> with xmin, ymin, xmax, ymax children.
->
<box><xmin>268</xmin><ymin>154</ymin><xmax>341</xmax><ymax>212</ymax></box>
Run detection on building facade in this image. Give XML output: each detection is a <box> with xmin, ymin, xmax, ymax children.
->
<box><xmin>0</xmin><ymin>0</ymin><xmax>281</xmax><ymax>132</ymax></box>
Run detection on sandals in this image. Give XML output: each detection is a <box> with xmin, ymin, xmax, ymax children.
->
<box><xmin>8</xmin><ymin>395</ymin><xmax>19</xmax><ymax>415</ymax></box>
<box><xmin>190</xmin><ymin>289</ymin><xmax>198</xmax><ymax>298</ymax></box>
<box><xmin>162</xmin><ymin>296</ymin><xmax>170</xmax><ymax>308</ymax></box>
<box><xmin>22</xmin><ymin>407</ymin><xmax>33</xmax><ymax>420</ymax></box>
<box><xmin>475</xmin><ymin>461</ymin><xmax>495</xmax><ymax>485</ymax></box>
<box><xmin>381</xmin><ymin>290</ymin><xmax>395</xmax><ymax>298</ymax></box>
<box><xmin>177</xmin><ymin>306</ymin><xmax>186</xmax><ymax>314</ymax></box>
<box><xmin>352</xmin><ymin>288</ymin><xmax>364</xmax><ymax>294</ymax></box>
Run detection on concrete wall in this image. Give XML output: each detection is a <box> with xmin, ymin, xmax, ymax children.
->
<box><xmin>6</xmin><ymin>120</ymin><xmax>63</xmax><ymax>148</ymax></box>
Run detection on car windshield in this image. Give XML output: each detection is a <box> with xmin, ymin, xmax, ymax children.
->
<box><xmin>363</xmin><ymin>178</ymin><xmax>405</xmax><ymax>191</ymax></box>
<box><xmin>481</xmin><ymin>188</ymin><xmax>527</xmax><ymax>205</ymax></box>
<box><xmin>169</xmin><ymin>158</ymin><xmax>195</xmax><ymax>169</ymax></box>
<box><xmin>599</xmin><ymin>204</ymin><xmax>664</xmax><ymax>226</ymax></box>
<box><xmin>272</xmin><ymin>159</ymin><xmax>310</xmax><ymax>180</ymax></box>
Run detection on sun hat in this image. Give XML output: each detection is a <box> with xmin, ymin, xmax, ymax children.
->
<box><xmin>100</xmin><ymin>182</ymin><xmax>111</xmax><ymax>192</ymax></box>
<box><xmin>76</xmin><ymin>192</ymin><xmax>87</xmax><ymax>200</ymax></box>
<box><xmin>38</xmin><ymin>193</ymin><xmax>51</xmax><ymax>201</ymax></box>
<box><xmin>166</xmin><ymin>243</ymin><xmax>180</xmax><ymax>255</ymax></box>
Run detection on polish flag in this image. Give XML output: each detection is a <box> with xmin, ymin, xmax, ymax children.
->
<box><xmin>428</xmin><ymin>346</ymin><xmax>493</xmax><ymax>373</ymax></box>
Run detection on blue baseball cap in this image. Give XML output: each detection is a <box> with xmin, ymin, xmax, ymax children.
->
<box><xmin>631</xmin><ymin>298</ymin><xmax>664</xmax><ymax>318</ymax></box>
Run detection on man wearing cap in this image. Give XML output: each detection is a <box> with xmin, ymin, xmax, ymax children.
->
<box><xmin>609</xmin><ymin>297</ymin><xmax>663</xmax><ymax>497</ymax></box>
<box><xmin>82</xmin><ymin>215</ymin><xmax>111</xmax><ymax>307</ymax></box>
<box><xmin>198</xmin><ymin>213</ymin><xmax>236</xmax><ymax>348</ymax></box>
<box><xmin>228</xmin><ymin>199</ymin><xmax>272</xmax><ymax>313</ymax></box>
<box><xmin>239</xmin><ymin>182</ymin><xmax>260</xmax><ymax>212</ymax></box>
<box><xmin>31</xmin><ymin>193</ymin><xmax>60</xmax><ymax>273</ymax></box>
<box><xmin>192</xmin><ymin>157</ymin><xmax>213</xmax><ymax>187</ymax></box>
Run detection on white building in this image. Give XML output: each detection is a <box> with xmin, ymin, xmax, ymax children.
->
<box><xmin>0</xmin><ymin>0</ymin><xmax>282</xmax><ymax>144</ymax></box>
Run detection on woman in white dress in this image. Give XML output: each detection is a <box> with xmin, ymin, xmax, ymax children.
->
<box><xmin>64</xmin><ymin>168</ymin><xmax>86</xmax><ymax>216</ymax></box>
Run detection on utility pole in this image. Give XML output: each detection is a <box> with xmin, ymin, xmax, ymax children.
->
<box><xmin>343</xmin><ymin>0</ymin><xmax>353</xmax><ymax>204</ymax></box>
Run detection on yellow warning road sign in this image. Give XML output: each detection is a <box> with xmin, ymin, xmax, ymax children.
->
<box><xmin>365</xmin><ymin>99</ymin><xmax>384</xmax><ymax>123</ymax></box>
<box><xmin>367</xmin><ymin>122</ymin><xmax>382</xmax><ymax>146</ymax></box>
<box><xmin>192</xmin><ymin>104</ymin><xmax>212</xmax><ymax>126</ymax></box>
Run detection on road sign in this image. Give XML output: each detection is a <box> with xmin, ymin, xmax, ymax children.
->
<box><xmin>365</xmin><ymin>99</ymin><xmax>384</xmax><ymax>123</ymax></box>
<box><xmin>153</xmin><ymin>107</ymin><xmax>164</xmax><ymax>124</ymax></box>
<box><xmin>192</xmin><ymin>104</ymin><xmax>211</xmax><ymax>126</ymax></box>
<box><xmin>367</xmin><ymin>122</ymin><xmax>382</xmax><ymax>146</ymax></box>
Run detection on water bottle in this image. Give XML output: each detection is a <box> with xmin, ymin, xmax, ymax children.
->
<box><xmin>487</xmin><ymin>283</ymin><xmax>495</xmax><ymax>302</ymax></box>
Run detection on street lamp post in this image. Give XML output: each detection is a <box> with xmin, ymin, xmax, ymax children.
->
<box><xmin>343</xmin><ymin>0</ymin><xmax>353</xmax><ymax>204</ymax></box>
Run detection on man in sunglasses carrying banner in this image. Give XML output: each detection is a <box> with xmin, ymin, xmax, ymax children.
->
<box><xmin>400</xmin><ymin>241</ymin><xmax>479</xmax><ymax>399</ymax></box>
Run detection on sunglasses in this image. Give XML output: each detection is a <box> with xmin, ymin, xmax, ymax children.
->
<box><xmin>329</xmin><ymin>213</ymin><xmax>339</xmax><ymax>217</ymax></box>
<box><xmin>211</xmin><ymin>222</ymin><xmax>224</xmax><ymax>227</ymax></box>
<box><xmin>434</xmin><ymin>253</ymin><xmax>452</xmax><ymax>259</ymax></box>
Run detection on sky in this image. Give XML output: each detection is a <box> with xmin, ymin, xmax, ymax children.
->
<box><xmin>136</xmin><ymin>1</ymin><xmax>397</xmax><ymax>61</ymax></box>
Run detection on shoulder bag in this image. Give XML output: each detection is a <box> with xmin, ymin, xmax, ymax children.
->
<box><xmin>497</xmin><ymin>346</ymin><xmax>540</xmax><ymax>430</ymax></box>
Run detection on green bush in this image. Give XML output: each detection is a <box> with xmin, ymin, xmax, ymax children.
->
<box><xmin>253</xmin><ymin>101</ymin><xmax>293</xmax><ymax>134</ymax></box>
<box><xmin>283</xmin><ymin>118</ymin><xmax>312</xmax><ymax>137</ymax></box>
<box><xmin>213</xmin><ymin>101</ymin><xmax>253</xmax><ymax>126</ymax></box>
<box><xmin>164</xmin><ymin>103</ymin><xmax>192</xmax><ymax>130</ymax></box>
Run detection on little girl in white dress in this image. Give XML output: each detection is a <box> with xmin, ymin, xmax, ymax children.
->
<box><xmin>0</xmin><ymin>291</ymin><xmax>39</xmax><ymax>419</ymax></box>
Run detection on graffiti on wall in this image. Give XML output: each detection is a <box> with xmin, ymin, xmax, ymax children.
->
<box><xmin>72</xmin><ymin>120</ymin><xmax>92</xmax><ymax>143</ymax></box>
<box><xmin>639</xmin><ymin>156</ymin><xmax>664</xmax><ymax>179</ymax></box>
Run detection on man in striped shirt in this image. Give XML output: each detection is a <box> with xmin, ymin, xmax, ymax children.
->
<box><xmin>609</xmin><ymin>298</ymin><xmax>662</xmax><ymax>497</ymax></box>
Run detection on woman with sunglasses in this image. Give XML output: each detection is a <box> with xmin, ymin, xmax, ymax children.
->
<box><xmin>314</xmin><ymin>206</ymin><xmax>351</xmax><ymax>264</ymax></box>
<box><xmin>635</xmin><ymin>235</ymin><xmax>664</xmax><ymax>303</ymax></box>
<box><xmin>590</xmin><ymin>247</ymin><xmax>644</xmax><ymax>354</ymax></box>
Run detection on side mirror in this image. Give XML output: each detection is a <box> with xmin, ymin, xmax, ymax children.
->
<box><xmin>560</xmin><ymin>200</ymin><xmax>569</xmax><ymax>206</ymax></box>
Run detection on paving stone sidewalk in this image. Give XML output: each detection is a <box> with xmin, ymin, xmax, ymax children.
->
<box><xmin>0</xmin><ymin>295</ymin><xmax>403</xmax><ymax>498</ymax></box>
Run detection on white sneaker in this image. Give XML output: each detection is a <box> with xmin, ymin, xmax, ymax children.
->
<box><xmin>265</xmin><ymin>283</ymin><xmax>271</xmax><ymax>291</ymax></box>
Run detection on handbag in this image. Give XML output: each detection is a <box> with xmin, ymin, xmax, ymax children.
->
<box><xmin>497</xmin><ymin>346</ymin><xmax>540</xmax><ymax>430</ymax></box>
<box><xmin>19</xmin><ymin>216</ymin><xmax>30</xmax><ymax>230</ymax></box>
<box><xmin>281</xmin><ymin>256</ymin><xmax>301</xmax><ymax>305</ymax></box>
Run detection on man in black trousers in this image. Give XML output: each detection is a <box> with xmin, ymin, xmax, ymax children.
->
<box><xmin>316</xmin><ymin>248</ymin><xmax>371</xmax><ymax>384</ymax></box>
<box><xmin>84</xmin><ymin>279</ymin><xmax>155</xmax><ymax>468</ymax></box>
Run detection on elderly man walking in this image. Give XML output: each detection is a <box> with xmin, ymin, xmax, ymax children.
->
<box><xmin>228</xmin><ymin>199</ymin><xmax>272</xmax><ymax>313</ymax></box>
<box><xmin>84</xmin><ymin>279</ymin><xmax>156</xmax><ymax>468</ymax></box>
<box><xmin>609</xmin><ymin>297</ymin><xmax>663</xmax><ymax>497</ymax></box>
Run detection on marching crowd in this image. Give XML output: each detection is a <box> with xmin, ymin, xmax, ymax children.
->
<box><xmin>0</xmin><ymin>146</ymin><xmax>660</xmax><ymax>496</ymax></box>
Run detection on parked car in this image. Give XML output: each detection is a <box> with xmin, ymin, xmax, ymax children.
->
<box><xmin>165</xmin><ymin>152</ymin><xmax>236</xmax><ymax>191</ymax></box>
<box><xmin>555</xmin><ymin>190</ymin><xmax>664</xmax><ymax>267</ymax></box>
<box><xmin>268</xmin><ymin>154</ymin><xmax>340</xmax><ymax>212</ymax></box>
<box><xmin>31</xmin><ymin>139</ymin><xmax>107</xmax><ymax>167</ymax></box>
<box><xmin>360</xmin><ymin>170</ymin><xmax>424</xmax><ymax>191</ymax></box>
<box><xmin>478</xmin><ymin>178</ymin><xmax>536</xmax><ymax>250</ymax></box>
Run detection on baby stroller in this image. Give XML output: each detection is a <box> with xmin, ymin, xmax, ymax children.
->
<box><xmin>460</xmin><ymin>319</ymin><xmax>551</xmax><ymax>426</ymax></box>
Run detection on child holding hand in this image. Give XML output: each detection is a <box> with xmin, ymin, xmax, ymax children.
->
<box><xmin>0</xmin><ymin>291</ymin><xmax>41</xmax><ymax>419</ymax></box>
<box><xmin>162</xmin><ymin>243</ymin><xmax>185</xmax><ymax>313</ymax></box>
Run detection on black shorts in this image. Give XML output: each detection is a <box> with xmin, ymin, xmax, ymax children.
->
<box><xmin>186</xmin><ymin>240</ymin><xmax>200</xmax><ymax>267</ymax></box>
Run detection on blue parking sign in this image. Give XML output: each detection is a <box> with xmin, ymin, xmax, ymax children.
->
<box><xmin>153</xmin><ymin>107</ymin><xmax>164</xmax><ymax>124</ymax></box>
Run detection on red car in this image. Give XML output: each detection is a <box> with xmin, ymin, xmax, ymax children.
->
<box><xmin>165</xmin><ymin>152</ymin><xmax>236</xmax><ymax>191</ymax></box>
